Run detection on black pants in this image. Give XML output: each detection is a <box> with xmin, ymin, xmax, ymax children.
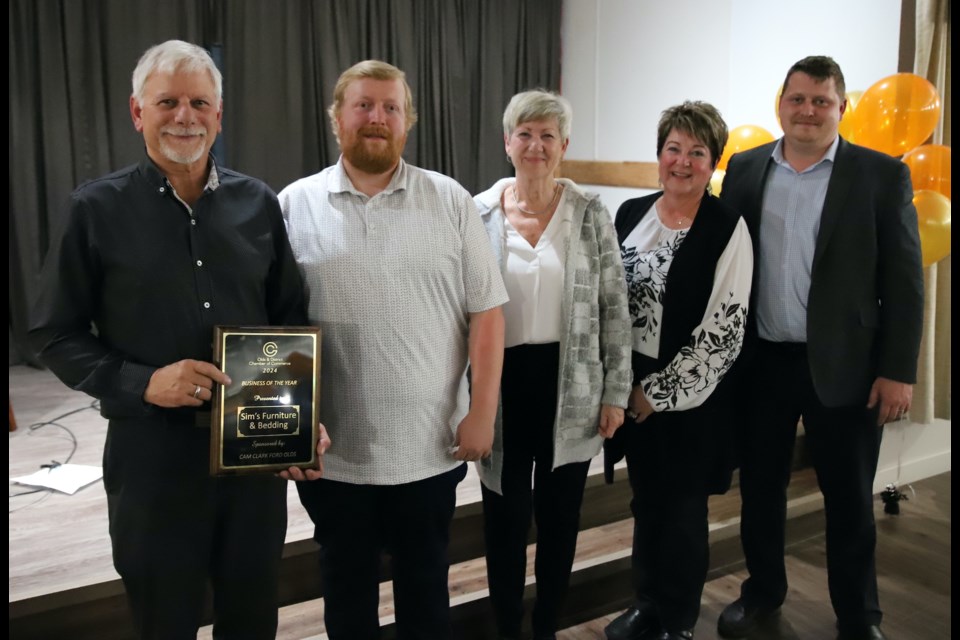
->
<box><xmin>104</xmin><ymin>419</ymin><xmax>287</xmax><ymax>640</ymax></box>
<box><xmin>481</xmin><ymin>343</ymin><xmax>590</xmax><ymax>638</ymax></box>
<box><xmin>738</xmin><ymin>340</ymin><xmax>883</xmax><ymax>629</ymax></box>
<box><xmin>298</xmin><ymin>463</ymin><xmax>467</xmax><ymax>640</ymax></box>
<box><xmin>624</xmin><ymin>412</ymin><xmax>710</xmax><ymax>633</ymax></box>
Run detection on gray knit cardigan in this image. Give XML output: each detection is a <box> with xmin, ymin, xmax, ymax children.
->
<box><xmin>474</xmin><ymin>178</ymin><xmax>633</xmax><ymax>495</ymax></box>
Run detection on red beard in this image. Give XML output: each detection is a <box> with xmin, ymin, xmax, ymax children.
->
<box><xmin>341</xmin><ymin>125</ymin><xmax>405</xmax><ymax>174</ymax></box>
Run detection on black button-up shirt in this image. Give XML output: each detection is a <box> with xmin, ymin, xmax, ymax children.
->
<box><xmin>29</xmin><ymin>156</ymin><xmax>306</xmax><ymax>425</ymax></box>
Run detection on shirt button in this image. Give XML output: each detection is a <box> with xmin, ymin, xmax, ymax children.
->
<box><xmin>196</xmin><ymin>260</ymin><xmax>203</xmax><ymax>267</ymax></box>
<box><xmin>190</xmin><ymin>219</ymin><xmax>197</xmax><ymax>226</ymax></box>
<box><xmin>159</xmin><ymin>186</ymin><xmax>165</xmax><ymax>193</ymax></box>
<box><xmin>203</xmin><ymin>302</ymin><xmax>211</xmax><ymax>309</ymax></box>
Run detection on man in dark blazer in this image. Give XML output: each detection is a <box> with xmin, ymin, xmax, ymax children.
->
<box><xmin>716</xmin><ymin>56</ymin><xmax>924</xmax><ymax>640</ymax></box>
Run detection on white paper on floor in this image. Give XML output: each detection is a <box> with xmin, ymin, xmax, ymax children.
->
<box><xmin>11</xmin><ymin>464</ymin><xmax>103</xmax><ymax>495</ymax></box>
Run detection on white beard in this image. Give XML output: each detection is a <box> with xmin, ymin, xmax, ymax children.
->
<box><xmin>159</xmin><ymin>129</ymin><xmax>208</xmax><ymax>165</ymax></box>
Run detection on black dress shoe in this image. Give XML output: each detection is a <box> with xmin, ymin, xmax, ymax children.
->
<box><xmin>717</xmin><ymin>598</ymin><xmax>780</xmax><ymax>638</ymax></box>
<box><xmin>837</xmin><ymin>624</ymin><xmax>886</xmax><ymax>640</ymax></box>
<box><xmin>605</xmin><ymin>604</ymin><xmax>660</xmax><ymax>640</ymax></box>
<box><xmin>655</xmin><ymin>631</ymin><xmax>694</xmax><ymax>640</ymax></box>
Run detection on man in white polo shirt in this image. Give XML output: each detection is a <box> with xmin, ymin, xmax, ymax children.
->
<box><xmin>279</xmin><ymin>60</ymin><xmax>507</xmax><ymax>640</ymax></box>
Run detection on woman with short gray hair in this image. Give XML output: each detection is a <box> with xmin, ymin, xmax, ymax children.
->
<box><xmin>474</xmin><ymin>89</ymin><xmax>632</xmax><ymax>640</ymax></box>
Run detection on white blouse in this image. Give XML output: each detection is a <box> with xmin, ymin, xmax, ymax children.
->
<box><xmin>621</xmin><ymin>201</ymin><xmax>753</xmax><ymax>412</ymax></box>
<box><xmin>502</xmin><ymin>190</ymin><xmax>572</xmax><ymax>348</ymax></box>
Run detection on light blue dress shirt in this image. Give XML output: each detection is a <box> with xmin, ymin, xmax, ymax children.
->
<box><xmin>756</xmin><ymin>137</ymin><xmax>839</xmax><ymax>343</ymax></box>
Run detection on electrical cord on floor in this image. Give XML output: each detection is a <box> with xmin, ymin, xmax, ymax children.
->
<box><xmin>8</xmin><ymin>399</ymin><xmax>99</xmax><ymax>513</ymax></box>
<box><xmin>880</xmin><ymin>427</ymin><xmax>917</xmax><ymax>516</ymax></box>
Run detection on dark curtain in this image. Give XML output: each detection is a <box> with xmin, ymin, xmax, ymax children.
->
<box><xmin>219</xmin><ymin>0</ymin><xmax>561</xmax><ymax>193</ymax></box>
<box><xmin>9</xmin><ymin>0</ymin><xmax>210</xmax><ymax>364</ymax></box>
<box><xmin>8</xmin><ymin>0</ymin><xmax>561</xmax><ymax>364</ymax></box>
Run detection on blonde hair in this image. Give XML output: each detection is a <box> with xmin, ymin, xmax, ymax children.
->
<box><xmin>328</xmin><ymin>60</ymin><xmax>418</xmax><ymax>142</ymax></box>
<box><xmin>502</xmin><ymin>89</ymin><xmax>572</xmax><ymax>141</ymax></box>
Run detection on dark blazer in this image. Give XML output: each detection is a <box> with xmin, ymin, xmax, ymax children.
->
<box><xmin>721</xmin><ymin>137</ymin><xmax>924</xmax><ymax>407</ymax></box>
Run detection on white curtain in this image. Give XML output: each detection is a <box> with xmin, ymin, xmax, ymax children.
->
<box><xmin>912</xmin><ymin>0</ymin><xmax>951</xmax><ymax>423</ymax></box>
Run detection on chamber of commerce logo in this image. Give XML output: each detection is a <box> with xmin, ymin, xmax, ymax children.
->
<box><xmin>263</xmin><ymin>341</ymin><xmax>279</xmax><ymax>357</ymax></box>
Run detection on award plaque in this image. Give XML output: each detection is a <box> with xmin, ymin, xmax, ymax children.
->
<box><xmin>210</xmin><ymin>326</ymin><xmax>321</xmax><ymax>475</ymax></box>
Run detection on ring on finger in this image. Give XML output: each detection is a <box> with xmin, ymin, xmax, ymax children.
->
<box><xmin>193</xmin><ymin>385</ymin><xmax>202</xmax><ymax>399</ymax></box>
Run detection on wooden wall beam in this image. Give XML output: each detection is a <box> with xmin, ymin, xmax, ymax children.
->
<box><xmin>559</xmin><ymin>160</ymin><xmax>660</xmax><ymax>189</ymax></box>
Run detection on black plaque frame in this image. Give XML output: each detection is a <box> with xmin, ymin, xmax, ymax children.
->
<box><xmin>210</xmin><ymin>326</ymin><xmax>321</xmax><ymax>475</ymax></box>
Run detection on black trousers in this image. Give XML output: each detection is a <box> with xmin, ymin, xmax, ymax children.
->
<box><xmin>481</xmin><ymin>343</ymin><xmax>590</xmax><ymax>638</ymax></box>
<box><xmin>738</xmin><ymin>340</ymin><xmax>883</xmax><ymax>629</ymax></box>
<box><xmin>298</xmin><ymin>463</ymin><xmax>467</xmax><ymax>640</ymax></box>
<box><xmin>104</xmin><ymin>419</ymin><xmax>287</xmax><ymax>640</ymax></box>
<box><xmin>623</xmin><ymin>412</ymin><xmax>711</xmax><ymax>633</ymax></box>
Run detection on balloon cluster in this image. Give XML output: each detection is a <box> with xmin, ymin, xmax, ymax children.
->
<box><xmin>713</xmin><ymin>73</ymin><xmax>950</xmax><ymax>267</ymax></box>
<box><xmin>848</xmin><ymin>73</ymin><xmax>949</xmax><ymax>267</ymax></box>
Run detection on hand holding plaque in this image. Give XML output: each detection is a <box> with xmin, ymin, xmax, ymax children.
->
<box><xmin>211</xmin><ymin>326</ymin><xmax>322</xmax><ymax>475</ymax></box>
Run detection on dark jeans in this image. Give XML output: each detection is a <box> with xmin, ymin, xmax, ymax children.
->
<box><xmin>104</xmin><ymin>420</ymin><xmax>287</xmax><ymax>640</ymax></box>
<box><xmin>738</xmin><ymin>340</ymin><xmax>883</xmax><ymax>629</ymax></box>
<box><xmin>481</xmin><ymin>342</ymin><xmax>590</xmax><ymax>638</ymax></box>
<box><xmin>298</xmin><ymin>463</ymin><xmax>467</xmax><ymax>640</ymax></box>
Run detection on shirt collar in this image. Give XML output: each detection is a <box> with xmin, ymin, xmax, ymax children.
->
<box><xmin>205</xmin><ymin>160</ymin><xmax>220</xmax><ymax>191</ymax></box>
<box><xmin>329</xmin><ymin>156</ymin><xmax>408</xmax><ymax>196</ymax></box>
<box><xmin>771</xmin><ymin>135</ymin><xmax>839</xmax><ymax>171</ymax></box>
<box><xmin>140</xmin><ymin>153</ymin><xmax>221</xmax><ymax>193</ymax></box>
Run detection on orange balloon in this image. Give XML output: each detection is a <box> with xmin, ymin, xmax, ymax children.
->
<box><xmin>913</xmin><ymin>189</ymin><xmax>951</xmax><ymax>267</ymax></box>
<box><xmin>853</xmin><ymin>73</ymin><xmax>942</xmax><ymax>157</ymax></box>
<box><xmin>837</xmin><ymin>89</ymin><xmax>863</xmax><ymax>143</ymax></box>
<box><xmin>903</xmin><ymin>144</ymin><xmax>951</xmax><ymax>200</ymax></box>
<box><xmin>718</xmin><ymin>125</ymin><xmax>776</xmax><ymax>171</ymax></box>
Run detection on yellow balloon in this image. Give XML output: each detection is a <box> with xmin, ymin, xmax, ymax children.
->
<box><xmin>710</xmin><ymin>169</ymin><xmax>725</xmax><ymax>196</ymax></box>
<box><xmin>774</xmin><ymin>85</ymin><xmax>783</xmax><ymax>130</ymax></box>
<box><xmin>837</xmin><ymin>89</ymin><xmax>863</xmax><ymax>143</ymax></box>
<box><xmin>846</xmin><ymin>89</ymin><xmax>864</xmax><ymax>111</ymax></box>
<box><xmin>718</xmin><ymin>125</ymin><xmax>776</xmax><ymax>171</ymax></box>
<box><xmin>854</xmin><ymin>74</ymin><xmax>942</xmax><ymax>157</ymax></box>
<box><xmin>903</xmin><ymin>144</ymin><xmax>951</xmax><ymax>200</ymax></box>
<box><xmin>913</xmin><ymin>189</ymin><xmax>951</xmax><ymax>267</ymax></box>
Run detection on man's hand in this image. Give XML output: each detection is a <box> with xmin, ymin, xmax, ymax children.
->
<box><xmin>598</xmin><ymin>404</ymin><xmax>625</xmax><ymax>438</ymax></box>
<box><xmin>867</xmin><ymin>377</ymin><xmax>913</xmax><ymax>426</ymax></box>
<box><xmin>279</xmin><ymin>423</ymin><xmax>332</xmax><ymax>481</ymax></box>
<box><xmin>452</xmin><ymin>411</ymin><xmax>494</xmax><ymax>461</ymax></box>
<box><xmin>143</xmin><ymin>359</ymin><xmax>231</xmax><ymax>407</ymax></box>
<box><xmin>626</xmin><ymin>385</ymin><xmax>655</xmax><ymax>424</ymax></box>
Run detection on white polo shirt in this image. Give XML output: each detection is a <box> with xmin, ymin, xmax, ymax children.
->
<box><xmin>279</xmin><ymin>158</ymin><xmax>508</xmax><ymax>485</ymax></box>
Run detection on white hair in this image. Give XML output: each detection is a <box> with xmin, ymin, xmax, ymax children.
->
<box><xmin>131</xmin><ymin>40</ymin><xmax>222</xmax><ymax>107</ymax></box>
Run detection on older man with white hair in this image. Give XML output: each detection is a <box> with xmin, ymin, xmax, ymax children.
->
<box><xmin>30</xmin><ymin>40</ymin><xmax>328</xmax><ymax>639</ymax></box>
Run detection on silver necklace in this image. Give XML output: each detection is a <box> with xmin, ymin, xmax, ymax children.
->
<box><xmin>656</xmin><ymin>199</ymin><xmax>694</xmax><ymax>229</ymax></box>
<box><xmin>513</xmin><ymin>183</ymin><xmax>561</xmax><ymax>215</ymax></box>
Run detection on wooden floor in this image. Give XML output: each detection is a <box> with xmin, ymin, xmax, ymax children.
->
<box><xmin>9</xmin><ymin>364</ymin><xmax>952</xmax><ymax>639</ymax></box>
